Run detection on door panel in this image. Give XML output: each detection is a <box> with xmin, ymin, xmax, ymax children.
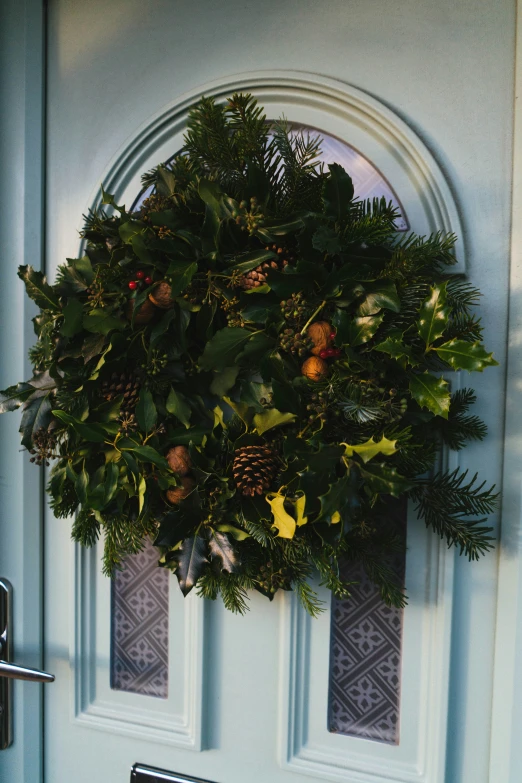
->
<box><xmin>43</xmin><ymin>2</ymin><xmax>514</xmax><ymax>782</ymax></box>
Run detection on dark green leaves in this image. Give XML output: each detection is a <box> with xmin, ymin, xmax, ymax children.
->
<box><xmin>136</xmin><ymin>389</ymin><xmax>157</xmax><ymax>432</ymax></box>
<box><xmin>166</xmin><ymin>260</ymin><xmax>198</xmax><ymax>296</ymax></box>
<box><xmin>322</xmin><ymin>163</ymin><xmax>354</xmax><ymax>221</ymax></box>
<box><xmin>409</xmin><ymin>373</ymin><xmax>450</xmax><ymax>419</ymax></box>
<box><xmin>0</xmin><ymin>383</ymin><xmax>35</xmax><ymax>413</ymax></box>
<box><xmin>209</xmin><ymin>532</ymin><xmax>239</xmax><ymax>573</ymax></box>
<box><xmin>434</xmin><ymin>339</ymin><xmax>498</xmax><ymax>372</ymax></box>
<box><xmin>18</xmin><ymin>266</ymin><xmax>60</xmax><ymax>311</ymax></box>
<box><xmin>83</xmin><ymin>309</ymin><xmax>126</xmax><ymax>335</ymax></box>
<box><xmin>61</xmin><ymin>298</ymin><xmax>84</xmax><ymax>337</ymax></box>
<box><xmin>417</xmin><ymin>282</ymin><xmax>450</xmax><ymax>348</ymax></box>
<box><xmin>199</xmin><ymin>327</ymin><xmax>260</xmax><ymax>371</ymax></box>
<box><xmin>166</xmin><ymin>387</ymin><xmax>191</xmax><ymax>428</ymax></box>
<box><xmin>170</xmin><ymin>535</ymin><xmax>208</xmax><ymax>595</ymax></box>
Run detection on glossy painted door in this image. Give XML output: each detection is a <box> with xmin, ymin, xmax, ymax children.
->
<box><xmin>3</xmin><ymin>1</ymin><xmax>519</xmax><ymax>782</ymax></box>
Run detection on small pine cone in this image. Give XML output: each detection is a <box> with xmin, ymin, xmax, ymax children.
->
<box><xmin>166</xmin><ymin>476</ymin><xmax>196</xmax><ymax>504</ymax></box>
<box><xmin>239</xmin><ymin>261</ymin><xmax>279</xmax><ymax>290</ymax></box>
<box><xmin>126</xmin><ymin>298</ymin><xmax>157</xmax><ymax>325</ymax></box>
<box><xmin>149</xmin><ymin>281</ymin><xmax>175</xmax><ymax>309</ymax></box>
<box><xmin>167</xmin><ymin>445</ymin><xmax>192</xmax><ymax>476</ymax></box>
<box><xmin>233</xmin><ymin>445</ymin><xmax>278</xmax><ymax>496</ymax></box>
<box><xmin>101</xmin><ymin>372</ymin><xmax>141</xmax><ymax>413</ymax></box>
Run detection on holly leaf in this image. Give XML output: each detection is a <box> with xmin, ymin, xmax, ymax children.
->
<box><xmin>0</xmin><ymin>382</ymin><xmax>35</xmax><ymax>413</ymax></box>
<box><xmin>253</xmin><ymin>408</ymin><xmax>296</xmax><ymax>436</ymax></box>
<box><xmin>417</xmin><ymin>282</ymin><xmax>450</xmax><ymax>348</ymax></box>
<box><xmin>136</xmin><ymin>388</ymin><xmax>157</xmax><ymax>432</ymax></box>
<box><xmin>166</xmin><ymin>387</ymin><xmax>191</xmax><ymax>428</ymax></box>
<box><xmin>83</xmin><ymin>309</ymin><xmax>126</xmax><ymax>335</ymax></box>
<box><xmin>434</xmin><ymin>339</ymin><xmax>498</xmax><ymax>372</ymax></box>
<box><xmin>359</xmin><ymin>462</ymin><xmax>412</xmax><ymax>497</ymax></box>
<box><xmin>266</xmin><ymin>493</ymin><xmax>296</xmax><ymax>539</ymax></box>
<box><xmin>18</xmin><ymin>265</ymin><xmax>60</xmax><ymax>311</ymax></box>
<box><xmin>199</xmin><ymin>328</ymin><xmax>260</xmax><ymax>371</ymax></box>
<box><xmin>342</xmin><ymin>435</ymin><xmax>398</xmax><ymax>463</ymax></box>
<box><xmin>319</xmin><ymin>472</ymin><xmax>361</xmax><ymax>524</ymax></box>
<box><xmin>170</xmin><ymin>535</ymin><xmax>208</xmax><ymax>596</ymax></box>
<box><xmin>20</xmin><ymin>393</ymin><xmax>53</xmax><ymax>449</ymax></box>
<box><xmin>409</xmin><ymin>372</ymin><xmax>450</xmax><ymax>419</ymax></box>
<box><xmin>56</xmin><ymin>257</ymin><xmax>94</xmax><ymax>295</ymax></box>
<box><xmin>209</xmin><ymin>531</ymin><xmax>240</xmax><ymax>573</ymax></box>
<box><xmin>356</xmin><ymin>280</ymin><xmax>400</xmax><ymax>316</ymax></box>
<box><xmin>312</xmin><ymin>225</ymin><xmax>342</xmax><ymax>255</ymax></box>
<box><xmin>346</xmin><ymin>313</ymin><xmax>384</xmax><ymax>346</ymax></box>
<box><xmin>373</xmin><ymin>337</ymin><xmax>416</xmax><ymax>365</ymax></box>
<box><xmin>322</xmin><ymin>163</ymin><xmax>354</xmax><ymax>221</ymax></box>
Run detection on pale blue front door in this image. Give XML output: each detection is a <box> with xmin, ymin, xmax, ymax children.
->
<box><xmin>0</xmin><ymin>1</ymin><xmax>520</xmax><ymax>782</ymax></box>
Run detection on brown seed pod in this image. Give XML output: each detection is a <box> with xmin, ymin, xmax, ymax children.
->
<box><xmin>166</xmin><ymin>445</ymin><xmax>192</xmax><ymax>476</ymax></box>
<box><xmin>307</xmin><ymin>321</ymin><xmax>333</xmax><ymax>356</ymax></box>
<box><xmin>166</xmin><ymin>476</ymin><xmax>195</xmax><ymax>505</ymax></box>
<box><xmin>149</xmin><ymin>281</ymin><xmax>175</xmax><ymax>309</ymax></box>
<box><xmin>125</xmin><ymin>297</ymin><xmax>157</xmax><ymax>325</ymax></box>
<box><xmin>301</xmin><ymin>356</ymin><xmax>329</xmax><ymax>382</ymax></box>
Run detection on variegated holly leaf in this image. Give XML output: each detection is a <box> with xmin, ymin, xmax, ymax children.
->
<box><xmin>435</xmin><ymin>339</ymin><xmax>498</xmax><ymax>372</ymax></box>
<box><xmin>266</xmin><ymin>493</ymin><xmax>297</xmax><ymax>539</ymax></box>
<box><xmin>342</xmin><ymin>435</ymin><xmax>398</xmax><ymax>463</ymax></box>
<box><xmin>409</xmin><ymin>372</ymin><xmax>450</xmax><ymax>419</ymax></box>
<box><xmin>346</xmin><ymin>313</ymin><xmax>384</xmax><ymax>346</ymax></box>
<box><xmin>417</xmin><ymin>282</ymin><xmax>450</xmax><ymax>348</ymax></box>
<box><xmin>373</xmin><ymin>337</ymin><xmax>416</xmax><ymax>365</ymax></box>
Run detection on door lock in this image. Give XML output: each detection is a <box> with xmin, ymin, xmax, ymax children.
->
<box><xmin>0</xmin><ymin>579</ymin><xmax>55</xmax><ymax>750</ymax></box>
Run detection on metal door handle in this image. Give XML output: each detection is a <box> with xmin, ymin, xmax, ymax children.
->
<box><xmin>0</xmin><ymin>578</ymin><xmax>54</xmax><ymax>749</ymax></box>
<box><xmin>0</xmin><ymin>660</ymin><xmax>54</xmax><ymax>683</ymax></box>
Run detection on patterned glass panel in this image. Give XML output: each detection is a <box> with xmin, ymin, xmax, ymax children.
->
<box><xmin>328</xmin><ymin>507</ymin><xmax>406</xmax><ymax>744</ymax></box>
<box><xmin>111</xmin><ymin>539</ymin><xmax>169</xmax><ymax>698</ymax></box>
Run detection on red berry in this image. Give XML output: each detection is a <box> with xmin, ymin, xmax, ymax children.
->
<box><xmin>329</xmin><ymin>332</ymin><xmax>336</xmax><ymax>340</ymax></box>
<box><xmin>128</xmin><ymin>281</ymin><xmax>138</xmax><ymax>290</ymax></box>
<box><xmin>144</xmin><ymin>276</ymin><xmax>153</xmax><ymax>285</ymax></box>
<box><xmin>325</xmin><ymin>348</ymin><xmax>335</xmax><ymax>357</ymax></box>
<box><xmin>333</xmin><ymin>349</ymin><xmax>342</xmax><ymax>357</ymax></box>
<box><xmin>319</xmin><ymin>350</ymin><xmax>328</xmax><ymax>359</ymax></box>
<box><xmin>136</xmin><ymin>270</ymin><xmax>145</xmax><ymax>279</ymax></box>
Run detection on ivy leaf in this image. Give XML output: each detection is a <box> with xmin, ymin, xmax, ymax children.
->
<box><xmin>322</xmin><ymin>163</ymin><xmax>354</xmax><ymax>221</ymax></box>
<box><xmin>166</xmin><ymin>260</ymin><xmax>198</xmax><ymax>296</ymax></box>
<box><xmin>17</xmin><ymin>265</ymin><xmax>60</xmax><ymax>311</ymax></box>
<box><xmin>417</xmin><ymin>282</ymin><xmax>450</xmax><ymax>348</ymax></box>
<box><xmin>82</xmin><ymin>333</ymin><xmax>107</xmax><ymax>363</ymax></box>
<box><xmin>52</xmin><ymin>410</ymin><xmax>108</xmax><ymax>442</ymax></box>
<box><xmin>75</xmin><ymin>466</ymin><xmax>89</xmax><ymax>506</ymax></box>
<box><xmin>170</xmin><ymin>535</ymin><xmax>209</xmax><ymax>596</ymax></box>
<box><xmin>434</xmin><ymin>339</ymin><xmax>498</xmax><ymax>372</ymax></box>
<box><xmin>199</xmin><ymin>328</ymin><xmax>260</xmax><ymax>371</ymax></box>
<box><xmin>83</xmin><ymin>309</ymin><xmax>126</xmax><ymax>335</ymax></box>
<box><xmin>356</xmin><ymin>280</ymin><xmax>400</xmax><ymax>316</ymax></box>
<box><xmin>312</xmin><ymin>225</ymin><xmax>342</xmax><ymax>255</ymax></box>
<box><xmin>150</xmin><ymin>307</ymin><xmax>177</xmax><ymax>344</ymax></box>
<box><xmin>359</xmin><ymin>463</ymin><xmax>412</xmax><ymax>497</ymax></box>
<box><xmin>266</xmin><ymin>493</ymin><xmax>296</xmax><ymax>539</ymax></box>
<box><xmin>20</xmin><ymin>393</ymin><xmax>53</xmax><ymax>449</ymax></box>
<box><xmin>373</xmin><ymin>337</ymin><xmax>416</xmax><ymax>365</ymax></box>
<box><xmin>104</xmin><ymin>462</ymin><xmax>120</xmax><ymax>505</ymax></box>
<box><xmin>346</xmin><ymin>314</ymin><xmax>384</xmax><ymax>347</ymax></box>
<box><xmin>409</xmin><ymin>373</ymin><xmax>451</xmax><ymax>419</ymax></box>
<box><xmin>166</xmin><ymin>387</ymin><xmax>191</xmax><ymax>428</ymax></box>
<box><xmin>209</xmin><ymin>531</ymin><xmax>240</xmax><ymax>573</ymax></box>
<box><xmin>253</xmin><ymin>408</ymin><xmax>296</xmax><ymax>436</ymax></box>
<box><xmin>210</xmin><ymin>366</ymin><xmax>239</xmax><ymax>397</ymax></box>
<box><xmin>0</xmin><ymin>382</ymin><xmax>35</xmax><ymax>413</ymax></box>
<box><xmin>136</xmin><ymin>388</ymin><xmax>158</xmax><ymax>432</ymax></box>
<box><xmin>125</xmin><ymin>445</ymin><xmax>169</xmax><ymax>469</ymax></box>
<box><xmin>342</xmin><ymin>435</ymin><xmax>398</xmax><ymax>463</ymax></box>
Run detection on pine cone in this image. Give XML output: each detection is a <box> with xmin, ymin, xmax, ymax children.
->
<box><xmin>233</xmin><ymin>445</ymin><xmax>278</xmax><ymax>496</ymax></box>
<box><xmin>100</xmin><ymin>372</ymin><xmax>141</xmax><ymax>413</ymax></box>
<box><xmin>239</xmin><ymin>260</ymin><xmax>279</xmax><ymax>290</ymax></box>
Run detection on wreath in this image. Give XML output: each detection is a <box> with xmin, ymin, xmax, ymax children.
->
<box><xmin>0</xmin><ymin>93</ymin><xmax>499</xmax><ymax>615</ymax></box>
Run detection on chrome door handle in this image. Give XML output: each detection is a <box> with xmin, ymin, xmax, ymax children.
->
<box><xmin>0</xmin><ymin>578</ymin><xmax>54</xmax><ymax>750</ymax></box>
<box><xmin>0</xmin><ymin>660</ymin><xmax>54</xmax><ymax>683</ymax></box>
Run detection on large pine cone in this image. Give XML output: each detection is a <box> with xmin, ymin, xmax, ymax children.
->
<box><xmin>101</xmin><ymin>372</ymin><xmax>141</xmax><ymax>413</ymax></box>
<box><xmin>233</xmin><ymin>445</ymin><xmax>278</xmax><ymax>496</ymax></box>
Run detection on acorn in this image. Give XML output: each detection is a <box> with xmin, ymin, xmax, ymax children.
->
<box><xmin>149</xmin><ymin>281</ymin><xmax>175</xmax><ymax>309</ymax></box>
<box><xmin>126</xmin><ymin>297</ymin><xmax>157</xmax><ymax>325</ymax></box>
<box><xmin>166</xmin><ymin>445</ymin><xmax>192</xmax><ymax>476</ymax></box>
<box><xmin>166</xmin><ymin>476</ymin><xmax>195</xmax><ymax>504</ymax></box>
<box><xmin>307</xmin><ymin>321</ymin><xmax>333</xmax><ymax>356</ymax></box>
<box><xmin>301</xmin><ymin>356</ymin><xmax>329</xmax><ymax>382</ymax></box>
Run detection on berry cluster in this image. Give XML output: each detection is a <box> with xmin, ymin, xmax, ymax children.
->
<box><xmin>128</xmin><ymin>270</ymin><xmax>153</xmax><ymax>290</ymax></box>
<box><xmin>280</xmin><ymin>293</ymin><xmax>307</xmax><ymax>325</ymax></box>
<box><xmin>318</xmin><ymin>334</ymin><xmax>341</xmax><ymax>360</ymax></box>
<box><xmin>279</xmin><ymin>328</ymin><xmax>313</xmax><ymax>357</ymax></box>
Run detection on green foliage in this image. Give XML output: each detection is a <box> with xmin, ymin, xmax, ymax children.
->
<box><xmin>0</xmin><ymin>92</ymin><xmax>500</xmax><ymax>616</ymax></box>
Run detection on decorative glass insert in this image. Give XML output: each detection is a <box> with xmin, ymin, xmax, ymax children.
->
<box><xmin>328</xmin><ymin>505</ymin><xmax>406</xmax><ymax>744</ymax></box>
<box><xmin>111</xmin><ymin>538</ymin><xmax>169</xmax><ymax>698</ymax></box>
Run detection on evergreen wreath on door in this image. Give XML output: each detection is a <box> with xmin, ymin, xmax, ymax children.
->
<box><xmin>0</xmin><ymin>93</ymin><xmax>499</xmax><ymax>615</ymax></box>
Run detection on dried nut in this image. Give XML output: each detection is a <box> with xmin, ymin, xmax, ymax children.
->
<box><xmin>126</xmin><ymin>297</ymin><xmax>157</xmax><ymax>325</ymax></box>
<box><xmin>166</xmin><ymin>476</ymin><xmax>195</xmax><ymax>504</ymax></box>
<box><xmin>166</xmin><ymin>445</ymin><xmax>192</xmax><ymax>476</ymax></box>
<box><xmin>301</xmin><ymin>356</ymin><xmax>329</xmax><ymax>382</ymax></box>
<box><xmin>307</xmin><ymin>321</ymin><xmax>333</xmax><ymax>356</ymax></box>
<box><xmin>149</xmin><ymin>281</ymin><xmax>175</xmax><ymax>309</ymax></box>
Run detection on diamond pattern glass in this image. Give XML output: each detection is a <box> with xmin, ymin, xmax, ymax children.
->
<box><xmin>111</xmin><ymin>538</ymin><xmax>169</xmax><ymax>698</ymax></box>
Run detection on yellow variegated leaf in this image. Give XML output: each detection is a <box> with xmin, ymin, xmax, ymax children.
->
<box><xmin>331</xmin><ymin>511</ymin><xmax>341</xmax><ymax>524</ymax></box>
<box><xmin>266</xmin><ymin>493</ymin><xmax>296</xmax><ymax>539</ymax></box>
<box><xmin>342</xmin><ymin>435</ymin><xmax>398</xmax><ymax>463</ymax></box>
<box><xmin>295</xmin><ymin>494</ymin><xmax>308</xmax><ymax>527</ymax></box>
